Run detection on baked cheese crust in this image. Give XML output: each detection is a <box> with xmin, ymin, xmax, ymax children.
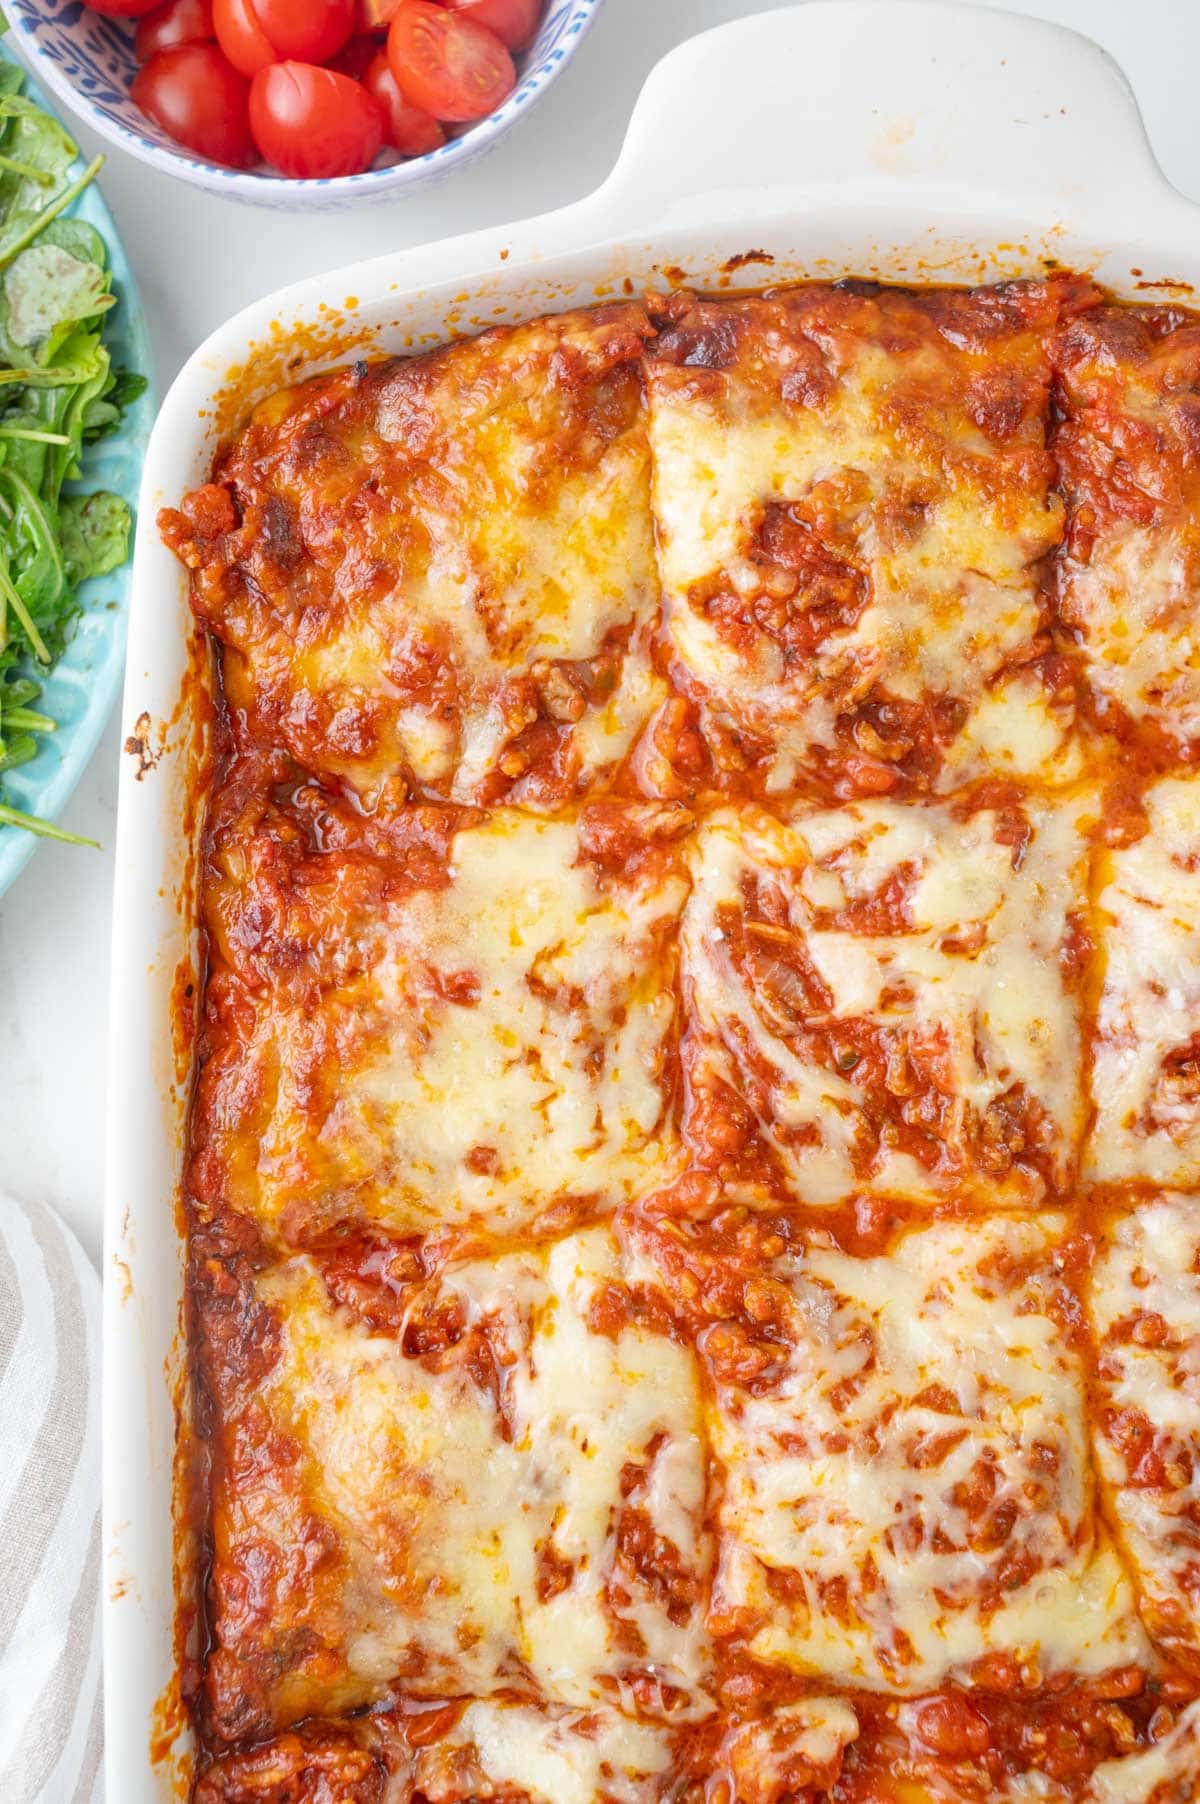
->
<box><xmin>169</xmin><ymin>279</ymin><xmax>1200</xmax><ymax>1804</ymax></box>
<box><xmin>160</xmin><ymin>304</ymin><xmax>665</xmax><ymax>811</ymax></box>
<box><xmin>198</xmin><ymin>1228</ymin><xmax>710</xmax><ymax>1741</ymax></box>
<box><xmin>1088</xmin><ymin>775</ymin><xmax>1200</xmax><ymax>1186</ymax></box>
<box><xmin>1090</xmin><ymin>1196</ymin><xmax>1200</xmax><ymax>1666</ymax></box>
<box><xmin>680</xmin><ymin>789</ymin><xmax>1093</xmax><ymax>1206</ymax></box>
<box><xmin>643</xmin><ymin>280</ymin><xmax>1089</xmax><ymax>799</ymax></box>
<box><xmin>190</xmin><ymin>774</ymin><xmax>688</xmax><ymax>1252</ymax></box>
<box><xmin>629</xmin><ymin>1196</ymin><xmax>1145</xmax><ymax>1694</ymax></box>
<box><xmin>1055</xmin><ymin>306</ymin><xmax>1200</xmax><ymax>750</ymax></box>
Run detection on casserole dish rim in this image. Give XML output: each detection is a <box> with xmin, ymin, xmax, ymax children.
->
<box><xmin>104</xmin><ymin>4</ymin><xmax>1200</xmax><ymax>1795</ymax></box>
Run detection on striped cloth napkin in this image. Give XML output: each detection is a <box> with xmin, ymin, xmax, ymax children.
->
<box><xmin>0</xmin><ymin>1195</ymin><xmax>103</xmax><ymax>1803</ymax></box>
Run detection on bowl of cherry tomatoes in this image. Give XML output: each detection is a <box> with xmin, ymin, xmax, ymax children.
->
<box><xmin>0</xmin><ymin>0</ymin><xmax>605</xmax><ymax>206</ymax></box>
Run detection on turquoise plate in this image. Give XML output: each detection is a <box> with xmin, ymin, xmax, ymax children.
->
<box><xmin>0</xmin><ymin>39</ymin><xmax>154</xmax><ymax>897</ymax></box>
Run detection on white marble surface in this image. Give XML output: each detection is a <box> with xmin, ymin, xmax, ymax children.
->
<box><xmin>1</xmin><ymin>0</ymin><xmax>1198</xmax><ymax>1262</ymax></box>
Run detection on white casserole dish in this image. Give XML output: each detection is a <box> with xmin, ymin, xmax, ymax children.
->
<box><xmin>103</xmin><ymin>3</ymin><xmax>1200</xmax><ymax>1794</ymax></box>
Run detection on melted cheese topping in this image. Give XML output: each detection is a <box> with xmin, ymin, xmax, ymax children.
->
<box><xmin>178</xmin><ymin>286</ymin><xmax>1200</xmax><ymax>1796</ymax></box>
<box><xmin>209</xmin><ymin>808</ymin><xmax>685</xmax><ymax>1248</ymax></box>
<box><xmin>720</xmin><ymin>1698</ymin><xmax>860</xmax><ymax>1801</ymax></box>
<box><xmin>1088</xmin><ymin>777</ymin><xmax>1200</xmax><ymax>1185</ymax></box>
<box><xmin>682</xmin><ymin>795</ymin><xmax>1090</xmax><ymax>1204</ymax></box>
<box><xmin>709</xmin><ymin>1215</ymin><xmax>1146</xmax><ymax>1692</ymax></box>
<box><xmin>1062</xmin><ymin>528</ymin><xmax>1200</xmax><ymax>743</ymax></box>
<box><xmin>1056</xmin><ymin>308</ymin><xmax>1200</xmax><ymax>746</ymax></box>
<box><xmin>176</xmin><ymin>305</ymin><xmax>661</xmax><ymax>805</ymax></box>
<box><xmin>349</xmin><ymin>812</ymin><xmax>684</xmax><ymax>1236</ymax></box>
<box><xmin>207</xmin><ymin>1228</ymin><xmax>710</xmax><ymax>1732</ymax></box>
<box><xmin>645</xmin><ymin>289</ymin><xmax>1066</xmax><ymax>786</ymax></box>
<box><xmin>1086</xmin><ymin>1700</ymin><xmax>1200</xmax><ymax>1804</ymax></box>
<box><xmin>414</xmin><ymin>1702</ymin><xmax>675</xmax><ymax>1804</ymax></box>
<box><xmin>1089</xmin><ymin>1197</ymin><xmax>1200</xmax><ymax>1659</ymax></box>
<box><xmin>938</xmin><ymin>667</ymin><xmax>1084</xmax><ymax>791</ymax></box>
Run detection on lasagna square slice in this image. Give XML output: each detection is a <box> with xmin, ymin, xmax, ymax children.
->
<box><xmin>1088</xmin><ymin>776</ymin><xmax>1200</xmax><ymax>1186</ymax></box>
<box><xmin>680</xmin><ymin>789</ymin><xmax>1093</xmax><ymax>1207</ymax></box>
<box><xmin>1090</xmin><ymin>1195</ymin><xmax>1200</xmax><ymax>1664</ymax></box>
<box><xmin>197</xmin><ymin>1226</ymin><xmax>711</xmax><ymax>1742</ymax></box>
<box><xmin>1054</xmin><ymin>305</ymin><xmax>1200</xmax><ymax>749</ymax></box>
<box><xmin>160</xmin><ymin>303</ymin><xmax>663</xmax><ymax>810</ymax></box>
<box><xmin>630</xmin><ymin>1199</ymin><xmax>1146</xmax><ymax>1695</ymax></box>
<box><xmin>644</xmin><ymin>280</ymin><xmax>1086</xmax><ymax>797</ymax></box>
<box><xmin>191</xmin><ymin>778</ymin><xmax>689</xmax><ymax>1252</ymax></box>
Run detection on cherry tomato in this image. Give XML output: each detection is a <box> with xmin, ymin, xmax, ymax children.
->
<box><xmin>216</xmin><ymin>0</ymin><xmax>355</xmax><ymax>77</ymax></box>
<box><xmin>365</xmin><ymin>50</ymin><xmax>444</xmax><ymax>155</ymax></box>
<box><xmin>387</xmin><ymin>2</ymin><xmax>514</xmax><ymax>123</ymax></box>
<box><xmin>358</xmin><ymin>0</ymin><xmax>402</xmax><ymax>25</ymax></box>
<box><xmin>212</xmin><ymin>0</ymin><xmax>274</xmax><ymax>75</ymax></box>
<box><xmin>132</xmin><ymin>42</ymin><xmax>255</xmax><ymax>166</ymax></box>
<box><xmin>250</xmin><ymin>0</ymin><xmax>356</xmax><ymax>63</ymax></box>
<box><xmin>249</xmin><ymin>62</ymin><xmax>382</xmax><ymax>178</ymax></box>
<box><xmin>135</xmin><ymin>0</ymin><xmax>214</xmax><ymax>60</ymax></box>
<box><xmin>443</xmin><ymin>0</ymin><xmax>540</xmax><ymax>52</ymax></box>
<box><xmin>84</xmin><ymin>0</ymin><xmax>160</xmax><ymax>16</ymax></box>
<box><xmin>329</xmin><ymin>34</ymin><xmax>381</xmax><ymax>81</ymax></box>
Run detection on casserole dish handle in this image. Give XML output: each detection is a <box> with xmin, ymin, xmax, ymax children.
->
<box><xmin>595</xmin><ymin>0</ymin><xmax>1178</xmax><ymax>229</ymax></box>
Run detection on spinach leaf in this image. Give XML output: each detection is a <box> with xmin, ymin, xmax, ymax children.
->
<box><xmin>0</xmin><ymin>63</ymin><xmax>144</xmax><ymax>845</ymax></box>
<box><xmin>0</xmin><ymin>99</ymin><xmax>76</xmax><ymax>215</ymax></box>
<box><xmin>4</xmin><ymin>240</ymin><xmax>114</xmax><ymax>353</ymax></box>
<box><xmin>60</xmin><ymin>489</ymin><xmax>131</xmax><ymax>583</ymax></box>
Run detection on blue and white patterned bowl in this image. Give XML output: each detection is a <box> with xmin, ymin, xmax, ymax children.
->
<box><xmin>0</xmin><ymin>41</ymin><xmax>155</xmax><ymax>899</ymax></box>
<box><xmin>0</xmin><ymin>0</ymin><xmax>607</xmax><ymax>210</ymax></box>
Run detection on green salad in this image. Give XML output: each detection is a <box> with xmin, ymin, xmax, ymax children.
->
<box><xmin>0</xmin><ymin>59</ymin><xmax>145</xmax><ymax>844</ymax></box>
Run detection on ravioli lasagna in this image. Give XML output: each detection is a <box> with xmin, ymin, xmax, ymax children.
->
<box><xmin>164</xmin><ymin>274</ymin><xmax>1200</xmax><ymax>1804</ymax></box>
